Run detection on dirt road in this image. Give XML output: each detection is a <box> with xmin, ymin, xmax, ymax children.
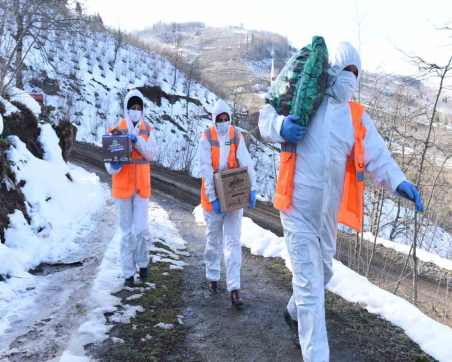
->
<box><xmin>0</xmin><ymin>144</ymin><xmax>433</xmax><ymax>361</ymax></box>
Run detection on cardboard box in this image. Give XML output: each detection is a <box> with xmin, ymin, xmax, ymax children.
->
<box><xmin>214</xmin><ymin>167</ymin><xmax>250</xmax><ymax>212</ymax></box>
<box><xmin>102</xmin><ymin>134</ymin><xmax>131</xmax><ymax>162</ymax></box>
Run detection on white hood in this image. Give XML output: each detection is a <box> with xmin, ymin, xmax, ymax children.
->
<box><xmin>328</xmin><ymin>42</ymin><xmax>362</xmax><ymax>82</ymax></box>
<box><xmin>211</xmin><ymin>99</ymin><xmax>232</xmax><ymax>122</ymax></box>
<box><xmin>123</xmin><ymin>88</ymin><xmax>145</xmax><ymax>124</ymax></box>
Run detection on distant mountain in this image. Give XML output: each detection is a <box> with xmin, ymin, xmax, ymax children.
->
<box><xmin>136</xmin><ymin>22</ymin><xmax>294</xmax><ymax>118</ymax></box>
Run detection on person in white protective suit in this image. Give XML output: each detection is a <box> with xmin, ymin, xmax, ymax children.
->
<box><xmin>199</xmin><ymin>99</ymin><xmax>257</xmax><ymax>307</ymax></box>
<box><xmin>105</xmin><ymin>89</ymin><xmax>158</xmax><ymax>287</ymax></box>
<box><xmin>259</xmin><ymin>42</ymin><xmax>424</xmax><ymax>361</ymax></box>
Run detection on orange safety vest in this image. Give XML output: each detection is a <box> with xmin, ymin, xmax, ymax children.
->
<box><xmin>273</xmin><ymin>101</ymin><xmax>366</xmax><ymax>232</ymax></box>
<box><xmin>111</xmin><ymin>118</ymin><xmax>152</xmax><ymax>199</ymax></box>
<box><xmin>200</xmin><ymin>126</ymin><xmax>240</xmax><ymax>211</ymax></box>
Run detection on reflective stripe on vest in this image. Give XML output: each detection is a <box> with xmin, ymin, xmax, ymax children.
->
<box><xmin>111</xmin><ymin>119</ymin><xmax>153</xmax><ymax>199</ymax></box>
<box><xmin>273</xmin><ymin>101</ymin><xmax>366</xmax><ymax>232</ymax></box>
<box><xmin>200</xmin><ymin>126</ymin><xmax>240</xmax><ymax>211</ymax></box>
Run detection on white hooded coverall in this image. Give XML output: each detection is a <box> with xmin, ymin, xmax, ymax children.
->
<box><xmin>259</xmin><ymin>43</ymin><xmax>407</xmax><ymax>361</ymax></box>
<box><xmin>105</xmin><ymin>89</ymin><xmax>158</xmax><ymax>279</ymax></box>
<box><xmin>199</xmin><ymin>100</ymin><xmax>257</xmax><ymax>292</ymax></box>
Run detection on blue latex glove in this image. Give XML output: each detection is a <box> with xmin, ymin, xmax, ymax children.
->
<box><xmin>111</xmin><ymin>161</ymin><xmax>122</xmax><ymax>170</ymax></box>
<box><xmin>212</xmin><ymin>199</ymin><xmax>222</xmax><ymax>214</ymax></box>
<box><xmin>396</xmin><ymin>181</ymin><xmax>424</xmax><ymax>212</ymax></box>
<box><xmin>248</xmin><ymin>190</ymin><xmax>257</xmax><ymax>209</ymax></box>
<box><xmin>128</xmin><ymin>134</ymin><xmax>138</xmax><ymax>144</ymax></box>
<box><xmin>280</xmin><ymin>115</ymin><xmax>307</xmax><ymax>144</ymax></box>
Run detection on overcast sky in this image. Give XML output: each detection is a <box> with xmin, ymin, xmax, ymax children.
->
<box><xmin>84</xmin><ymin>0</ymin><xmax>452</xmax><ymax>77</ymax></box>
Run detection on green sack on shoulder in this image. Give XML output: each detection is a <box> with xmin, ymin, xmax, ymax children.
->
<box><xmin>266</xmin><ymin>36</ymin><xmax>329</xmax><ymax>127</ymax></box>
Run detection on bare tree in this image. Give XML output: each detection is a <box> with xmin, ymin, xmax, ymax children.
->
<box><xmin>112</xmin><ymin>27</ymin><xmax>124</xmax><ymax>65</ymax></box>
<box><xmin>0</xmin><ymin>0</ymin><xmax>83</xmax><ymax>95</ymax></box>
<box><xmin>184</xmin><ymin>56</ymin><xmax>200</xmax><ymax>117</ymax></box>
<box><xmin>411</xmin><ymin>54</ymin><xmax>452</xmax><ymax>304</ymax></box>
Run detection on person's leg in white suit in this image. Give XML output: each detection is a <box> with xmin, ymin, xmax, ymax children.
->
<box><xmin>285</xmin><ymin>232</ymin><xmax>328</xmax><ymax>362</ymax></box>
<box><xmin>203</xmin><ymin>210</ymin><xmax>224</xmax><ymax>284</ymax></box>
<box><xmin>117</xmin><ymin>197</ymin><xmax>138</xmax><ymax>280</ymax></box>
<box><xmin>203</xmin><ymin>209</ymin><xmax>243</xmax><ymax>297</ymax></box>
<box><xmin>222</xmin><ymin>209</ymin><xmax>243</xmax><ymax>292</ymax></box>
<box><xmin>132</xmin><ymin>194</ymin><xmax>150</xmax><ymax>271</ymax></box>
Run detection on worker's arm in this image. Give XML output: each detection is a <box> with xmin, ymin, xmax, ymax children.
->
<box><xmin>236</xmin><ymin>132</ymin><xmax>257</xmax><ymax>193</ymax></box>
<box><xmin>199</xmin><ymin>131</ymin><xmax>217</xmax><ymax>202</ymax></box>
<box><xmin>362</xmin><ymin>112</ymin><xmax>407</xmax><ymax>192</ymax></box>
<box><xmin>258</xmin><ymin>104</ymin><xmax>286</xmax><ymax>144</ymax></box>
<box><xmin>134</xmin><ymin>123</ymin><xmax>158</xmax><ymax>162</ymax></box>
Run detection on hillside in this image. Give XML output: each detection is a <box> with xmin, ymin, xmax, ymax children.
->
<box><xmin>4</xmin><ymin>12</ymin><xmax>450</xmax><ymax>259</ymax></box>
<box><xmin>136</xmin><ymin>22</ymin><xmax>293</xmax><ymax>121</ymax></box>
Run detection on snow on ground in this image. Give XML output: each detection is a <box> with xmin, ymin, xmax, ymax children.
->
<box><xmin>362</xmin><ymin>231</ymin><xmax>452</xmax><ymax>271</ymax></box>
<box><xmin>5</xmin><ymin>87</ymin><xmax>41</xmax><ymax>117</ymax></box>
<box><xmin>3</xmin><ymin>130</ymin><xmax>106</xmax><ymax>270</ymax></box>
<box><xmin>363</xmin><ymin>196</ymin><xmax>452</xmax><ymax>259</ymax></box>
<box><xmin>0</xmin><ymin>127</ymin><xmax>108</xmax><ymax>346</ymax></box>
<box><xmin>0</xmin><ymin>95</ymin><xmax>19</xmax><ymax>116</ymax></box>
<box><xmin>193</xmin><ymin>205</ymin><xmax>452</xmax><ymax>362</ymax></box>
<box><xmin>60</xmin><ymin>200</ymin><xmax>187</xmax><ymax>361</ymax></box>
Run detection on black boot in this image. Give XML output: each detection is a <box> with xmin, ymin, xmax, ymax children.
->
<box><xmin>230</xmin><ymin>290</ymin><xmax>243</xmax><ymax>308</ymax></box>
<box><xmin>139</xmin><ymin>267</ymin><xmax>148</xmax><ymax>282</ymax></box>
<box><xmin>124</xmin><ymin>276</ymin><xmax>134</xmax><ymax>287</ymax></box>
<box><xmin>284</xmin><ymin>309</ymin><xmax>300</xmax><ymax>349</ymax></box>
<box><xmin>208</xmin><ymin>281</ymin><xmax>218</xmax><ymax>294</ymax></box>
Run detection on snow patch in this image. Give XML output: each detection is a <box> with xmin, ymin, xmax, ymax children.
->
<box><xmin>0</xmin><ymin>95</ymin><xmax>20</xmax><ymax>116</ymax></box>
<box><xmin>6</xmin><ymin>87</ymin><xmax>41</xmax><ymax>117</ymax></box>
<box><xmin>363</xmin><ymin>231</ymin><xmax>452</xmax><ymax>271</ymax></box>
<box><xmin>5</xmin><ymin>135</ymin><xmax>107</xmax><ymax>268</ymax></box>
<box><xmin>154</xmin><ymin>322</ymin><xmax>174</xmax><ymax>330</ymax></box>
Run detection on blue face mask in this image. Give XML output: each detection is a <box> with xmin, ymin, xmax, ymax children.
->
<box><xmin>329</xmin><ymin>70</ymin><xmax>357</xmax><ymax>103</ymax></box>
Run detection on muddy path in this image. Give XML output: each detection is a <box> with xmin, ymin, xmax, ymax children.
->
<box><xmin>155</xmin><ymin>192</ymin><xmax>433</xmax><ymax>362</ymax></box>
<box><xmin>162</xmin><ymin>194</ymin><xmax>303</xmax><ymax>361</ymax></box>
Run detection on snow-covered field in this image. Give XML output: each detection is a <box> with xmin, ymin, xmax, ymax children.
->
<box><xmin>193</xmin><ymin>205</ymin><xmax>452</xmax><ymax>362</ymax></box>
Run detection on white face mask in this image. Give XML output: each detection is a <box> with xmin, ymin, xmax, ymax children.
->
<box><xmin>128</xmin><ymin>109</ymin><xmax>142</xmax><ymax>124</ymax></box>
<box><xmin>216</xmin><ymin>121</ymin><xmax>230</xmax><ymax>136</ymax></box>
<box><xmin>329</xmin><ymin>70</ymin><xmax>358</xmax><ymax>103</ymax></box>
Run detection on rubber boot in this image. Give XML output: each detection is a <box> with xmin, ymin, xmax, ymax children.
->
<box><xmin>139</xmin><ymin>267</ymin><xmax>148</xmax><ymax>282</ymax></box>
<box><xmin>208</xmin><ymin>281</ymin><xmax>218</xmax><ymax>294</ymax></box>
<box><xmin>230</xmin><ymin>290</ymin><xmax>243</xmax><ymax>308</ymax></box>
<box><xmin>284</xmin><ymin>309</ymin><xmax>300</xmax><ymax>349</ymax></box>
<box><xmin>124</xmin><ymin>276</ymin><xmax>134</xmax><ymax>287</ymax></box>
